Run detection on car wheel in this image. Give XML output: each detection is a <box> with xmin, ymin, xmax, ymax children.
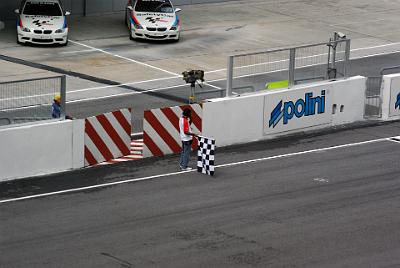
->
<box><xmin>62</xmin><ymin>39</ymin><xmax>69</xmax><ymax>46</ymax></box>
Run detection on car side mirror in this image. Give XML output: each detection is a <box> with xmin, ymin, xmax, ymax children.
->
<box><xmin>175</xmin><ymin>8</ymin><xmax>182</xmax><ymax>12</ymax></box>
<box><xmin>127</xmin><ymin>6</ymin><xmax>133</xmax><ymax>11</ymax></box>
<box><xmin>65</xmin><ymin>11</ymin><xmax>71</xmax><ymax>16</ymax></box>
<box><xmin>14</xmin><ymin>9</ymin><xmax>20</xmax><ymax>14</ymax></box>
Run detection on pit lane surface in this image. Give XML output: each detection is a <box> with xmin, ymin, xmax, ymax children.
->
<box><xmin>1</xmin><ymin>121</ymin><xmax>400</xmax><ymax>267</ymax></box>
<box><xmin>2</xmin><ymin>0</ymin><xmax>400</xmax><ymax>130</ymax></box>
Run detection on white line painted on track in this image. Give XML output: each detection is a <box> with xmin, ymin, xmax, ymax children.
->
<box><xmin>70</xmin><ymin>40</ymin><xmax>179</xmax><ymax>76</ymax></box>
<box><xmin>68</xmin><ymin>75</ymin><xmax>180</xmax><ymax>93</ymax></box>
<box><xmin>350</xmin><ymin>50</ymin><xmax>400</xmax><ymax>60</ymax></box>
<box><xmin>63</xmin><ymin>42</ymin><xmax>400</xmax><ymax>98</ymax></box>
<box><xmin>350</xmin><ymin>42</ymin><xmax>400</xmax><ymax>51</ymax></box>
<box><xmin>66</xmin><ymin>82</ymin><xmax>194</xmax><ymax>103</ymax></box>
<box><xmin>4</xmin><ymin>43</ymin><xmax>400</xmax><ymax>109</ymax></box>
<box><xmin>69</xmin><ymin>40</ymin><xmax>222</xmax><ymax>90</ymax></box>
<box><xmin>60</xmin><ymin>49</ymin><xmax>96</xmax><ymax>54</ymax></box>
<box><xmin>313</xmin><ymin>178</ymin><xmax>329</xmax><ymax>183</ymax></box>
<box><xmin>329</xmin><ymin>19</ymin><xmax>386</xmax><ymax>27</ymax></box>
<box><xmin>215</xmin><ymin>138</ymin><xmax>393</xmax><ymax>169</ymax></box>
<box><xmin>0</xmin><ymin>136</ymin><xmax>396</xmax><ymax>205</ymax></box>
<box><xmin>4</xmin><ymin>45</ymin><xmax>398</xmax><ymax>105</ymax></box>
<box><xmin>387</xmin><ymin>137</ymin><xmax>400</xmax><ymax>144</ymax></box>
<box><xmin>201</xmin><ymin>42</ymin><xmax>400</xmax><ymax>75</ymax></box>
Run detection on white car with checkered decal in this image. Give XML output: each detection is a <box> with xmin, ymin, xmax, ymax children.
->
<box><xmin>126</xmin><ymin>0</ymin><xmax>181</xmax><ymax>41</ymax></box>
<box><xmin>15</xmin><ymin>0</ymin><xmax>70</xmax><ymax>46</ymax></box>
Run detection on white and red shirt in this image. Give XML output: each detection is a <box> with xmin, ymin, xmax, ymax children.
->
<box><xmin>179</xmin><ymin>117</ymin><xmax>192</xmax><ymax>142</ymax></box>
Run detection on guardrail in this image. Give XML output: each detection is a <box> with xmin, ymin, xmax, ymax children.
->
<box><xmin>226</xmin><ymin>38</ymin><xmax>351</xmax><ymax>96</ymax></box>
<box><xmin>0</xmin><ymin>75</ymin><xmax>66</xmax><ymax>127</ymax></box>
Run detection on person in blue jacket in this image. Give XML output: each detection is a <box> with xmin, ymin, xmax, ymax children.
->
<box><xmin>52</xmin><ymin>95</ymin><xmax>61</xmax><ymax>118</ymax></box>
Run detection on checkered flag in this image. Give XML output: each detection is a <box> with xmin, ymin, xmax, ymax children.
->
<box><xmin>197</xmin><ymin>136</ymin><xmax>215</xmax><ymax>176</ymax></box>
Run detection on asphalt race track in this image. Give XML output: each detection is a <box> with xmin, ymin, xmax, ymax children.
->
<box><xmin>2</xmin><ymin>0</ymin><xmax>400</xmax><ymax>267</ymax></box>
<box><xmin>1</xmin><ymin>121</ymin><xmax>400</xmax><ymax>267</ymax></box>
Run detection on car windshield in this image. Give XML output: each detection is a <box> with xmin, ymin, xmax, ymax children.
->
<box><xmin>135</xmin><ymin>0</ymin><xmax>174</xmax><ymax>13</ymax></box>
<box><xmin>23</xmin><ymin>2</ymin><xmax>62</xmax><ymax>16</ymax></box>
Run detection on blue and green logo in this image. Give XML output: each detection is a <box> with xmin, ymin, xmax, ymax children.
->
<box><xmin>269</xmin><ymin>90</ymin><xmax>326</xmax><ymax>128</ymax></box>
<box><xmin>395</xmin><ymin>92</ymin><xmax>400</xmax><ymax>110</ymax></box>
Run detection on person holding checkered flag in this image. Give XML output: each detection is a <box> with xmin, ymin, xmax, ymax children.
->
<box><xmin>179</xmin><ymin>108</ymin><xmax>199</xmax><ymax>171</ymax></box>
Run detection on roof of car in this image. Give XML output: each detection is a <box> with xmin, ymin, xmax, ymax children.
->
<box><xmin>26</xmin><ymin>0</ymin><xmax>61</xmax><ymax>3</ymax></box>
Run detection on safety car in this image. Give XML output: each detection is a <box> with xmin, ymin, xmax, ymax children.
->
<box><xmin>126</xmin><ymin>0</ymin><xmax>181</xmax><ymax>41</ymax></box>
<box><xmin>15</xmin><ymin>0</ymin><xmax>70</xmax><ymax>46</ymax></box>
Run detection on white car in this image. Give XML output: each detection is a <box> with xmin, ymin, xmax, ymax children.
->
<box><xmin>126</xmin><ymin>0</ymin><xmax>181</xmax><ymax>41</ymax></box>
<box><xmin>15</xmin><ymin>0</ymin><xmax>70</xmax><ymax>46</ymax></box>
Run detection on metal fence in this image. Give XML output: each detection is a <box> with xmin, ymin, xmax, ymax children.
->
<box><xmin>363</xmin><ymin>66</ymin><xmax>400</xmax><ymax>119</ymax></box>
<box><xmin>0</xmin><ymin>76</ymin><xmax>66</xmax><ymax>126</ymax></box>
<box><xmin>364</xmin><ymin>77</ymin><xmax>382</xmax><ymax>118</ymax></box>
<box><xmin>226</xmin><ymin>38</ymin><xmax>350</xmax><ymax>96</ymax></box>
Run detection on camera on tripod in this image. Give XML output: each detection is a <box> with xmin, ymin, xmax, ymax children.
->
<box><xmin>182</xmin><ymin>70</ymin><xmax>205</xmax><ymax>86</ymax></box>
<box><xmin>182</xmin><ymin>70</ymin><xmax>205</xmax><ymax>104</ymax></box>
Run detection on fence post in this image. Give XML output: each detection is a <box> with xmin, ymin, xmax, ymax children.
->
<box><xmin>288</xmin><ymin>48</ymin><xmax>296</xmax><ymax>87</ymax></box>
<box><xmin>343</xmin><ymin>39</ymin><xmax>351</xmax><ymax>78</ymax></box>
<box><xmin>60</xmin><ymin>75</ymin><xmax>66</xmax><ymax>119</ymax></box>
<box><xmin>226</xmin><ymin>56</ymin><xmax>234</xmax><ymax>97</ymax></box>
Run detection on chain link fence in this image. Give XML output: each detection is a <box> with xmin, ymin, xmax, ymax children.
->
<box><xmin>226</xmin><ymin>38</ymin><xmax>350</xmax><ymax>96</ymax></box>
<box><xmin>0</xmin><ymin>76</ymin><xmax>66</xmax><ymax>127</ymax></box>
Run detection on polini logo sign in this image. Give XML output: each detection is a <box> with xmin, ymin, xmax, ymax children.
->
<box><xmin>395</xmin><ymin>92</ymin><xmax>400</xmax><ymax>109</ymax></box>
<box><xmin>269</xmin><ymin>90</ymin><xmax>326</xmax><ymax>128</ymax></box>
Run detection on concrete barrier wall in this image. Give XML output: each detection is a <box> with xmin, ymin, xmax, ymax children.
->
<box><xmin>331</xmin><ymin>77</ymin><xmax>366</xmax><ymax>125</ymax></box>
<box><xmin>202</xmin><ymin>76</ymin><xmax>366</xmax><ymax>147</ymax></box>
<box><xmin>382</xmin><ymin>73</ymin><xmax>400</xmax><ymax>121</ymax></box>
<box><xmin>0</xmin><ymin>120</ymin><xmax>84</xmax><ymax>182</ymax></box>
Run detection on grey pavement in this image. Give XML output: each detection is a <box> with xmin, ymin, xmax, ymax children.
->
<box><xmin>1</xmin><ymin>121</ymin><xmax>400</xmax><ymax>267</ymax></box>
<box><xmin>1</xmin><ymin>0</ymin><xmax>400</xmax><ymax>130</ymax></box>
<box><xmin>2</xmin><ymin>0</ymin><xmax>400</xmax><ymax>84</ymax></box>
<box><xmin>65</xmin><ymin>52</ymin><xmax>400</xmax><ymax>131</ymax></box>
<box><xmin>2</xmin><ymin>2</ymin><xmax>400</xmax><ymax>265</ymax></box>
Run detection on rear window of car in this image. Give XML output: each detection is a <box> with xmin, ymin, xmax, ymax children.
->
<box><xmin>135</xmin><ymin>0</ymin><xmax>174</xmax><ymax>13</ymax></box>
<box><xmin>23</xmin><ymin>2</ymin><xmax>62</xmax><ymax>16</ymax></box>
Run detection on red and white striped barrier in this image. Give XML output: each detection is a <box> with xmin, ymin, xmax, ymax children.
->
<box><xmin>143</xmin><ymin>104</ymin><xmax>202</xmax><ymax>157</ymax></box>
<box><xmin>84</xmin><ymin>108</ymin><xmax>132</xmax><ymax>166</ymax></box>
<box><xmin>97</xmin><ymin>138</ymin><xmax>144</xmax><ymax>166</ymax></box>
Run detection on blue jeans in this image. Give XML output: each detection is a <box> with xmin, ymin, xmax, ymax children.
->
<box><xmin>179</xmin><ymin>140</ymin><xmax>192</xmax><ymax>168</ymax></box>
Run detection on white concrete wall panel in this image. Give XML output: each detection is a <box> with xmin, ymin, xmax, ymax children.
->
<box><xmin>388</xmin><ymin>74</ymin><xmax>400</xmax><ymax>119</ymax></box>
<box><xmin>202</xmin><ymin>96</ymin><xmax>264</xmax><ymax>147</ymax></box>
<box><xmin>0</xmin><ymin>120</ymin><xmax>85</xmax><ymax>181</ymax></box>
<box><xmin>382</xmin><ymin>75</ymin><xmax>391</xmax><ymax>120</ymax></box>
<box><xmin>381</xmin><ymin>73</ymin><xmax>400</xmax><ymax>120</ymax></box>
<box><xmin>72</xmin><ymin>119</ymin><xmax>85</xmax><ymax>169</ymax></box>
<box><xmin>331</xmin><ymin>76</ymin><xmax>366</xmax><ymax>125</ymax></box>
<box><xmin>203</xmin><ymin>77</ymin><xmax>366</xmax><ymax>148</ymax></box>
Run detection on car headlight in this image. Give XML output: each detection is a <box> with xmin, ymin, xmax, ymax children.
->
<box><xmin>55</xmin><ymin>28</ymin><xmax>65</xmax><ymax>33</ymax></box>
<box><xmin>21</xmin><ymin>27</ymin><xmax>30</xmax><ymax>32</ymax></box>
<box><xmin>170</xmin><ymin>26</ymin><xmax>177</xmax><ymax>31</ymax></box>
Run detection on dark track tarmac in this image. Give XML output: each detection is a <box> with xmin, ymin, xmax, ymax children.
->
<box><xmin>1</xmin><ymin>121</ymin><xmax>400</xmax><ymax>267</ymax></box>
